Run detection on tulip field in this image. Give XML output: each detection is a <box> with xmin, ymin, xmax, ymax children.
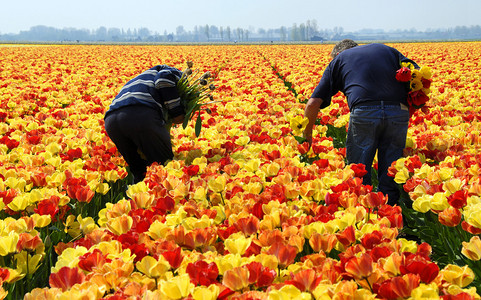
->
<box><xmin>1</xmin><ymin>42</ymin><xmax>481</xmax><ymax>299</ymax></box>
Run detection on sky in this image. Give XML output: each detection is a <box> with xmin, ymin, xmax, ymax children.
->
<box><xmin>1</xmin><ymin>0</ymin><xmax>480</xmax><ymax>35</ymax></box>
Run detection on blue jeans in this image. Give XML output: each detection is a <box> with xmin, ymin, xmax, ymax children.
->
<box><xmin>346</xmin><ymin>102</ymin><xmax>409</xmax><ymax>204</ymax></box>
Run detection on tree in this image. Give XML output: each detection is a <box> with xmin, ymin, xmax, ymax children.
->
<box><xmin>226</xmin><ymin>26</ymin><xmax>231</xmax><ymax>41</ymax></box>
<box><xmin>204</xmin><ymin>24</ymin><xmax>210</xmax><ymax>40</ymax></box>
<box><xmin>280</xmin><ymin>26</ymin><xmax>287</xmax><ymax>41</ymax></box>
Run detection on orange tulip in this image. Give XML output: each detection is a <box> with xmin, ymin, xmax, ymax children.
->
<box><xmin>438</xmin><ymin>206</ymin><xmax>462</xmax><ymax>227</ymax></box>
<box><xmin>344</xmin><ymin>253</ymin><xmax>373</xmax><ymax>281</ymax></box>
<box><xmin>222</xmin><ymin>266</ymin><xmax>250</xmax><ymax>291</ymax></box>
<box><xmin>266</xmin><ymin>242</ymin><xmax>297</xmax><ymax>269</ymax></box>
<box><xmin>49</xmin><ymin>266</ymin><xmax>86</xmax><ymax>292</ymax></box>
<box><xmin>285</xmin><ymin>268</ymin><xmax>322</xmax><ymax>293</ymax></box>
<box><xmin>233</xmin><ymin>216</ymin><xmax>260</xmax><ymax>236</ymax></box>
<box><xmin>309</xmin><ymin>233</ymin><xmax>337</xmax><ymax>254</ymax></box>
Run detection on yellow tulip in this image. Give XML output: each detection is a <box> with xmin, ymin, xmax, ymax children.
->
<box><xmin>289</xmin><ymin>115</ymin><xmax>309</xmax><ymax>136</ymax></box>
<box><xmin>244</xmin><ymin>181</ymin><xmax>263</xmax><ymax>194</ymax></box>
<box><xmin>268</xmin><ymin>285</ymin><xmax>311</xmax><ymax>300</ymax></box>
<box><xmin>126</xmin><ymin>181</ymin><xmax>149</xmax><ymax>198</ymax></box>
<box><xmin>192</xmin><ymin>284</ymin><xmax>220</xmax><ymax>300</ymax></box>
<box><xmin>147</xmin><ymin>220</ymin><xmax>171</xmax><ymax>240</ymax></box>
<box><xmin>461</xmin><ymin>236</ymin><xmax>481</xmax><ymax>261</ymax></box>
<box><xmin>130</xmin><ymin>191</ymin><xmax>155</xmax><ymax>209</ymax></box>
<box><xmin>77</xmin><ymin>215</ymin><xmax>98</xmax><ymax>235</ymax></box>
<box><xmin>394</xmin><ymin>167</ymin><xmax>411</xmax><ymax>184</ymax></box>
<box><xmin>430</xmin><ymin>192</ymin><xmax>449</xmax><ymax>211</ymax></box>
<box><xmin>235</xmin><ymin>136</ymin><xmax>250</xmax><ymax>146</ymax></box>
<box><xmin>0</xmin><ymin>232</ymin><xmax>19</xmax><ymax>256</ymax></box>
<box><xmin>103</xmin><ymin>170</ymin><xmax>122</xmax><ymax>182</ymax></box>
<box><xmin>7</xmin><ymin>194</ymin><xmax>30</xmax><ymax>211</ymax></box>
<box><xmin>439</xmin><ymin>264</ymin><xmax>474</xmax><ymax>288</ymax></box>
<box><xmin>224</xmin><ymin>234</ymin><xmax>252</xmax><ymax>255</ymax></box>
<box><xmin>95</xmin><ymin>182</ymin><xmax>110</xmax><ymax>195</ymax></box>
<box><xmin>412</xmin><ymin>194</ymin><xmax>432</xmax><ymax>213</ymax></box>
<box><xmin>136</xmin><ymin>255</ymin><xmax>170</xmax><ymax>279</ymax></box>
<box><xmin>214</xmin><ymin>253</ymin><xmax>242</xmax><ymax>275</ymax></box>
<box><xmin>244</xmin><ymin>158</ymin><xmax>261</xmax><ymax>173</ymax></box>
<box><xmin>52</xmin><ymin>246</ymin><xmax>88</xmax><ymax>273</ymax></box>
<box><xmin>30</xmin><ymin>214</ymin><xmax>52</xmax><ymax>228</ymax></box>
<box><xmin>106</xmin><ymin>215</ymin><xmax>133</xmax><ymax>235</ymax></box>
<box><xmin>159</xmin><ymin>274</ymin><xmax>194</xmax><ymax>300</ymax></box>
<box><xmin>398</xmin><ymin>238</ymin><xmax>418</xmax><ymax>253</ymax></box>
<box><xmin>14</xmin><ymin>252</ymin><xmax>43</xmax><ymax>275</ymax></box>
<box><xmin>443</xmin><ymin>178</ymin><xmax>464</xmax><ymax>196</ymax></box>
<box><xmin>464</xmin><ymin>203</ymin><xmax>481</xmax><ymax>229</ymax></box>
<box><xmin>207</xmin><ymin>175</ymin><xmax>227</xmax><ymax>193</ymax></box>
<box><xmin>409</xmin><ymin>283</ymin><xmax>440</xmax><ymax>299</ymax></box>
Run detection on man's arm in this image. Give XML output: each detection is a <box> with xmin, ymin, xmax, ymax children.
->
<box><xmin>303</xmin><ymin>97</ymin><xmax>323</xmax><ymax>145</ymax></box>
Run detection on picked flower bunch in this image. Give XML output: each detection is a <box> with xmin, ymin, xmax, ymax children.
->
<box><xmin>395</xmin><ymin>62</ymin><xmax>432</xmax><ymax>111</ymax></box>
<box><xmin>168</xmin><ymin>61</ymin><xmax>218</xmax><ymax>136</ymax></box>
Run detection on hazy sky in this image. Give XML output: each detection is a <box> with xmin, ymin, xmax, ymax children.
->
<box><xmin>1</xmin><ymin>0</ymin><xmax>480</xmax><ymax>34</ymax></box>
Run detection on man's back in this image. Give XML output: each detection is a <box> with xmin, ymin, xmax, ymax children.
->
<box><xmin>314</xmin><ymin>43</ymin><xmax>415</xmax><ymax>110</ymax></box>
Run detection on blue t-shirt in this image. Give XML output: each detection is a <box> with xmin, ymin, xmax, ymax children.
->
<box><xmin>311</xmin><ymin>43</ymin><xmax>417</xmax><ymax>110</ymax></box>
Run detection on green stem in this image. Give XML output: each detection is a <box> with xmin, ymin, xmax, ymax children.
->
<box><xmin>364</xmin><ymin>277</ymin><xmax>372</xmax><ymax>292</ymax></box>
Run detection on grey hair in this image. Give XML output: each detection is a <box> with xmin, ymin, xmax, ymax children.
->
<box><xmin>330</xmin><ymin>39</ymin><xmax>359</xmax><ymax>58</ymax></box>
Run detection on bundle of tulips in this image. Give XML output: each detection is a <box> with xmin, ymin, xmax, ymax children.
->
<box><xmin>167</xmin><ymin>61</ymin><xmax>218</xmax><ymax>137</ymax></box>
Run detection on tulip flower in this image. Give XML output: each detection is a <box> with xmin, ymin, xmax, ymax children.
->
<box><xmin>266</xmin><ymin>242</ymin><xmax>297</xmax><ymax>269</ymax></box>
<box><xmin>222</xmin><ymin>266</ymin><xmax>250</xmax><ymax>291</ymax></box>
<box><xmin>49</xmin><ymin>266</ymin><xmax>86</xmax><ymax>292</ymax></box>
<box><xmin>186</xmin><ymin>260</ymin><xmax>219</xmax><ymax>287</ymax></box>
<box><xmin>344</xmin><ymin>253</ymin><xmax>373</xmax><ymax>281</ymax></box>
<box><xmin>461</xmin><ymin>236</ymin><xmax>481</xmax><ymax>261</ymax></box>
<box><xmin>289</xmin><ymin>115</ymin><xmax>309</xmax><ymax>136</ymax></box>
<box><xmin>159</xmin><ymin>274</ymin><xmax>194</xmax><ymax>299</ymax></box>
<box><xmin>135</xmin><ymin>255</ymin><xmax>170</xmax><ymax>280</ymax></box>
<box><xmin>439</xmin><ymin>264</ymin><xmax>475</xmax><ymax>287</ymax></box>
<box><xmin>224</xmin><ymin>234</ymin><xmax>252</xmax><ymax>255</ymax></box>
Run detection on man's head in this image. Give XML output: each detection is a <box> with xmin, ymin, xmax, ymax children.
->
<box><xmin>330</xmin><ymin>39</ymin><xmax>359</xmax><ymax>59</ymax></box>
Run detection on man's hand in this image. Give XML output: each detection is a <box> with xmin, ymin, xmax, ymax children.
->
<box><xmin>303</xmin><ymin>133</ymin><xmax>313</xmax><ymax>147</ymax></box>
<box><xmin>172</xmin><ymin>114</ymin><xmax>185</xmax><ymax>124</ymax></box>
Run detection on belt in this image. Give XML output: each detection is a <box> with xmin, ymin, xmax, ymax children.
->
<box><xmin>351</xmin><ymin>101</ymin><xmax>408</xmax><ymax>110</ymax></box>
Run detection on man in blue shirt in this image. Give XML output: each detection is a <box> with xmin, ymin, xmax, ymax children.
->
<box><xmin>303</xmin><ymin>40</ymin><xmax>418</xmax><ymax>205</ymax></box>
<box><xmin>104</xmin><ymin>65</ymin><xmax>185</xmax><ymax>183</ymax></box>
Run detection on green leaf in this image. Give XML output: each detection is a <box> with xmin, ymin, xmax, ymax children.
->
<box><xmin>294</xmin><ymin>135</ymin><xmax>306</xmax><ymax>144</ymax></box>
<box><xmin>195</xmin><ymin>114</ymin><xmax>202</xmax><ymax>137</ymax></box>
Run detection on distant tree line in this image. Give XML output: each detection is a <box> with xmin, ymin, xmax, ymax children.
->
<box><xmin>1</xmin><ymin>20</ymin><xmax>481</xmax><ymax>43</ymax></box>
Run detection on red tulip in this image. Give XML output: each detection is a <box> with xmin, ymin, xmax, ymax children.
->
<box><xmin>245</xmin><ymin>261</ymin><xmax>276</xmax><ymax>288</ymax></box>
<box><xmin>400</xmin><ymin>254</ymin><xmax>439</xmax><ymax>284</ymax></box>
<box><xmin>186</xmin><ymin>260</ymin><xmax>219</xmax><ymax>286</ymax></box>
<box><xmin>377</xmin><ymin>274</ymin><xmax>420</xmax><ymax>299</ymax></box>
<box><xmin>447</xmin><ymin>189</ymin><xmax>468</xmax><ymax>209</ymax></box>
<box><xmin>161</xmin><ymin>247</ymin><xmax>183</xmax><ymax>270</ymax></box>
<box><xmin>336</xmin><ymin>225</ymin><xmax>356</xmax><ymax>247</ymax></box>
<box><xmin>77</xmin><ymin>249</ymin><xmax>110</xmax><ymax>272</ymax></box>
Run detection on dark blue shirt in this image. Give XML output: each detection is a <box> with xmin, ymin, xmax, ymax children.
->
<box><xmin>311</xmin><ymin>43</ymin><xmax>417</xmax><ymax>110</ymax></box>
<box><xmin>105</xmin><ymin>65</ymin><xmax>184</xmax><ymax>118</ymax></box>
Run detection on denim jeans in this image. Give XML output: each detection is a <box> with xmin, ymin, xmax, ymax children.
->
<box><xmin>346</xmin><ymin>102</ymin><xmax>409</xmax><ymax>204</ymax></box>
